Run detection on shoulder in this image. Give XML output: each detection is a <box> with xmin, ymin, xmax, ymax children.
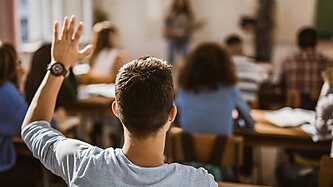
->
<box><xmin>217</xmin><ymin>85</ymin><xmax>238</xmax><ymax>93</ymax></box>
<box><xmin>172</xmin><ymin>163</ymin><xmax>217</xmax><ymax>186</ymax></box>
<box><xmin>0</xmin><ymin>82</ymin><xmax>17</xmax><ymax>92</ymax></box>
<box><xmin>0</xmin><ymin>82</ymin><xmax>24</xmax><ymax>101</ymax></box>
<box><xmin>284</xmin><ymin>51</ymin><xmax>300</xmax><ymax>62</ymax></box>
<box><xmin>173</xmin><ymin>163</ymin><xmax>208</xmax><ymax>175</ymax></box>
<box><xmin>315</xmin><ymin>52</ymin><xmax>330</xmax><ymax>63</ymax></box>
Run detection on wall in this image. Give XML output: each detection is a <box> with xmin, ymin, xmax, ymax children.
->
<box><xmin>100</xmin><ymin>0</ymin><xmax>318</xmax><ymax>63</ymax></box>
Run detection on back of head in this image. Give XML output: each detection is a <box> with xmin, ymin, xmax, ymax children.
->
<box><xmin>0</xmin><ymin>42</ymin><xmax>18</xmax><ymax>87</ymax></box>
<box><xmin>179</xmin><ymin>43</ymin><xmax>237</xmax><ymax>92</ymax></box>
<box><xmin>115</xmin><ymin>56</ymin><xmax>174</xmax><ymax>139</ymax></box>
<box><xmin>225</xmin><ymin>34</ymin><xmax>243</xmax><ymax>55</ymax></box>
<box><xmin>297</xmin><ymin>27</ymin><xmax>317</xmax><ymax>49</ymax></box>
<box><xmin>25</xmin><ymin>44</ymin><xmax>52</xmax><ymax>104</ymax></box>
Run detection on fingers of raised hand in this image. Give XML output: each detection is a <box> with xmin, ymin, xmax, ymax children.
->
<box><xmin>68</xmin><ymin>16</ymin><xmax>76</xmax><ymax>40</ymax></box>
<box><xmin>60</xmin><ymin>17</ymin><xmax>69</xmax><ymax>40</ymax></box>
<box><xmin>74</xmin><ymin>22</ymin><xmax>84</xmax><ymax>44</ymax></box>
<box><xmin>53</xmin><ymin>22</ymin><xmax>59</xmax><ymax>42</ymax></box>
<box><xmin>79</xmin><ymin>45</ymin><xmax>93</xmax><ymax>58</ymax></box>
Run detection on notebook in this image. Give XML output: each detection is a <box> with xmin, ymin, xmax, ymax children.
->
<box><xmin>265</xmin><ymin>107</ymin><xmax>315</xmax><ymax>127</ymax></box>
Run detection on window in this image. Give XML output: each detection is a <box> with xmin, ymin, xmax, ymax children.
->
<box><xmin>17</xmin><ymin>0</ymin><xmax>93</xmax><ymax>51</ymax></box>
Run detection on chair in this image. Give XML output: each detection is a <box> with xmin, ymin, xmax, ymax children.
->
<box><xmin>285</xmin><ymin>90</ymin><xmax>319</xmax><ymax>110</ymax></box>
<box><xmin>285</xmin><ymin>90</ymin><xmax>301</xmax><ymax>108</ymax></box>
<box><xmin>319</xmin><ymin>155</ymin><xmax>333</xmax><ymax>187</ymax></box>
<box><xmin>166</xmin><ymin>127</ymin><xmax>244</xmax><ymax>168</ymax></box>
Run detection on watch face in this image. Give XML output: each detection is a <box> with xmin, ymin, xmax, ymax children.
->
<box><xmin>49</xmin><ymin>62</ymin><xmax>67</xmax><ymax>76</ymax></box>
<box><xmin>52</xmin><ymin>63</ymin><xmax>64</xmax><ymax>76</ymax></box>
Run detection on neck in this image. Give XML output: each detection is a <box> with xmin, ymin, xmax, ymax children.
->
<box><xmin>122</xmin><ymin>128</ymin><xmax>166</xmax><ymax>168</ymax></box>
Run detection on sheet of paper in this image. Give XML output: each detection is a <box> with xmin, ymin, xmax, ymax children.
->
<box><xmin>78</xmin><ymin>84</ymin><xmax>115</xmax><ymax>98</ymax></box>
<box><xmin>265</xmin><ymin>107</ymin><xmax>315</xmax><ymax>127</ymax></box>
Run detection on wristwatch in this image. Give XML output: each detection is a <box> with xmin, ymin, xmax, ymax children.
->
<box><xmin>47</xmin><ymin>62</ymin><xmax>68</xmax><ymax>77</ymax></box>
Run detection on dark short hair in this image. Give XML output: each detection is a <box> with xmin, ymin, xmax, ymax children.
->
<box><xmin>225</xmin><ymin>35</ymin><xmax>242</xmax><ymax>46</ymax></box>
<box><xmin>0</xmin><ymin>42</ymin><xmax>18</xmax><ymax>87</ymax></box>
<box><xmin>298</xmin><ymin>28</ymin><xmax>317</xmax><ymax>49</ymax></box>
<box><xmin>115</xmin><ymin>56</ymin><xmax>174</xmax><ymax>138</ymax></box>
<box><xmin>179</xmin><ymin>43</ymin><xmax>238</xmax><ymax>92</ymax></box>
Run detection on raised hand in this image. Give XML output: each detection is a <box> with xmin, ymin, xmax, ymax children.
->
<box><xmin>52</xmin><ymin>16</ymin><xmax>92</xmax><ymax>69</ymax></box>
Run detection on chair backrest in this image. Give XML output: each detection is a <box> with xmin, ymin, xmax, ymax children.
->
<box><xmin>285</xmin><ymin>90</ymin><xmax>301</xmax><ymax>108</ymax></box>
<box><xmin>319</xmin><ymin>155</ymin><xmax>333</xmax><ymax>187</ymax></box>
<box><xmin>166</xmin><ymin>127</ymin><xmax>244</xmax><ymax>167</ymax></box>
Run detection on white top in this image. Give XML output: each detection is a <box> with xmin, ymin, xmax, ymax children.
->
<box><xmin>90</xmin><ymin>48</ymin><xmax>119</xmax><ymax>76</ymax></box>
<box><xmin>22</xmin><ymin>122</ymin><xmax>217</xmax><ymax>187</ymax></box>
<box><xmin>232</xmin><ymin>55</ymin><xmax>269</xmax><ymax>102</ymax></box>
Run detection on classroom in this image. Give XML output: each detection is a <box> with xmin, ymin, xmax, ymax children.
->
<box><xmin>0</xmin><ymin>0</ymin><xmax>333</xmax><ymax>186</ymax></box>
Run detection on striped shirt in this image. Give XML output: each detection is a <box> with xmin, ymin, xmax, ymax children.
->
<box><xmin>232</xmin><ymin>56</ymin><xmax>269</xmax><ymax>103</ymax></box>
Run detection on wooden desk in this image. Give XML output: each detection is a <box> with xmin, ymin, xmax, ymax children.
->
<box><xmin>62</xmin><ymin>94</ymin><xmax>116</xmax><ymax>143</ymax></box>
<box><xmin>235</xmin><ymin>109</ymin><xmax>331</xmax><ymax>152</ymax></box>
<box><xmin>62</xmin><ymin>93</ymin><xmax>331</xmax><ymax>152</ymax></box>
<box><xmin>63</xmin><ymin>96</ymin><xmax>114</xmax><ymax>116</ymax></box>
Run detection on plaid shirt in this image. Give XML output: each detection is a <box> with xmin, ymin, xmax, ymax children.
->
<box><xmin>281</xmin><ymin>49</ymin><xmax>329</xmax><ymax>95</ymax></box>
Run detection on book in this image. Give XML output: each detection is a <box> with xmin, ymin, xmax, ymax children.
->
<box><xmin>265</xmin><ymin>107</ymin><xmax>315</xmax><ymax>127</ymax></box>
<box><xmin>265</xmin><ymin>107</ymin><xmax>333</xmax><ymax>142</ymax></box>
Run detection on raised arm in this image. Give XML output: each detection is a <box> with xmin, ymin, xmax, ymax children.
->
<box><xmin>22</xmin><ymin>16</ymin><xmax>91</xmax><ymax>130</ymax></box>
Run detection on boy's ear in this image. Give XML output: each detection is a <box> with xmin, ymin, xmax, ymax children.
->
<box><xmin>168</xmin><ymin>104</ymin><xmax>177</xmax><ymax>122</ymax></box>
<box><xmin>111</xmin><ymin>101</ymin><xmax>119</xmax><ymax>117</ymax></box>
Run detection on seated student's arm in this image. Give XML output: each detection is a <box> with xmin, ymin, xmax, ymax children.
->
<box><xmin>315</xmin><ymin>83</ymin><xmax>333</xmax><ymax>134</ymax></box>
<box><xmin>233</xmin><ymin>86</ymin><xmax>255</xmax><ymax>130</ymax></box>
<box><xmin>0</xmin><ymin>82</ymin><xmax>56</xmax><ymax>136</ymax></box>
<box><xmin>21</xmin><ymin>16</ymin><xmax>92</xmax><ymax>183</ymax></box>
<box><xmin>0</xmin><ymin>83</ymin><xmax>28</xmax><ymax>136</ymax></box>
<box><xmin>315</xmin><ymin>67</ymin><xmax>333</xmax><ymax>134</ymax></box>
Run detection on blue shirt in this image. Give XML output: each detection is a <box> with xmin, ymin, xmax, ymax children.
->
<box><xmin>0</xmin><ymin>82</ymin><xmax>56</xmax><ymax>172</ymax></box>
<box><xmin>0</xmin><ymin>82</ymin><xmax>28</xmax><ymax>171</ymax></box>
<box><xmin>176</xmin><ymin>85</ymin><xmax>255</xmax><ymax>135</ymax></box>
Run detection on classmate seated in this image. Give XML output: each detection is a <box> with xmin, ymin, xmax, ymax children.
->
<box><xmin>276</xmin><ymin>65</ymin><xmax>332</xmax><ymax>187</ymax></box>
<box><xmin>21</xmin><ymin>16</ymin><xmax>217</xmax><ymax>186</ymax></box>
<box><xmin>0</xmin><ymin>42</ymin><xmax>27</xmax><ymax>172</ymax></box>
<box><xmin>225</xmin><ymin>34</ymin><xmax>269</xmax><ymax>105</ymax></box>
<box><xmin>176</xmin><ymin>43</ymin><xmax>255</xmax><ymax>135</ymax></box>
<box><xmin>276</xmin><ymin>45</ymin><xmax>333</xmax><ymax>187</ymax></box>
<box><xmin>0</xmin><ymin>42</ymin><xmax>56</xmax><ymax>186</ymax></box>
<box><xmin>89</xmin><ymin>22</ymin><xmax>127</xmax><ymax>83</ymax></box>
<box><xmin>315</xmin><ymin>65</ymin><xmax>333</xmax><ymax>158</ymax></box>
<box><xmin>280</xmin><ymin>27</ymin><xmax>329</xmax><ymax>110</ymax></box>
<box><xmin>25</xmin><ymin>43</ymin><xmax>78</xmax><ymax>108</ymax></box>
